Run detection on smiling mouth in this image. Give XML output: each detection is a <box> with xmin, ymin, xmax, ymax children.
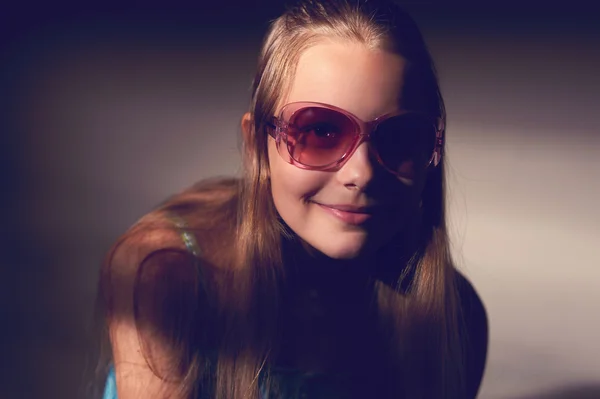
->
<box><xmin>323</xmin><ymin>205</ymin><xmax>374</xmax><ymax>213</ymax></box>
<box><xmin>313</xmin><ymin>202</ymin><xmax>374</xmax><ymax>225</ymax></box>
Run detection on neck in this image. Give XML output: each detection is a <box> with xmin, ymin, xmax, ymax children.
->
<box><xmin>281</xmin><ymin>228</ymin><xmax>423</xmax><ymax>292</ymax></box>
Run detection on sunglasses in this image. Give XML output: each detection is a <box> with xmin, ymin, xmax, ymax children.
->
<box><xmin>267</xmin><ymin>102</ymin><xmax>444</xmax><ymax>177</ymax></box>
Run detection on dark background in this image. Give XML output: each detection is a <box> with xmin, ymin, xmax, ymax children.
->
<box><xmin>2</xmin><ymin>2</ymin><xmax>599</xmax><ymax>398</ymax></box>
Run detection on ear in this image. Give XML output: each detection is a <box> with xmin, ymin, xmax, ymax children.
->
<box><xmin>241</xmin><ymin>112</ymin><xmax>253</xmax><ymax>146</ymax></box>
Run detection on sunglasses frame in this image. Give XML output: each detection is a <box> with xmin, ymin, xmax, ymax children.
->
<box><xmin>266</xmin><ymin>101</ymin><xmax>444</xmax><ymax>176</ymax></box>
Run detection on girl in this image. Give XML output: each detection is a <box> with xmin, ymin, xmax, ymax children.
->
<box><xmin>100</xmin><ymin>0</ymin><xmax>488</xmax><ymax>398</ymax></box>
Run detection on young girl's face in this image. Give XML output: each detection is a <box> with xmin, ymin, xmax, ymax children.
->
<box><xmin>268</xmin><ymin>41</ymin><xmax>428</xmax><ymax>260</ymax></box>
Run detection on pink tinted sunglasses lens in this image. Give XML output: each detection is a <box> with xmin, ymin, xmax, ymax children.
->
<box><xmin>371</xmin><ymin>114</ymin><xmax>438</xmax><ymax>172</ymax></box>
<box><xmin>285</xmin><ymin>107</ymin><xmax>357</xmax><ymax>167</ymax></box>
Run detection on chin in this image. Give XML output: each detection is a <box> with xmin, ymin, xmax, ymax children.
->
<box><xmin>312</xmin><ymin>240</ymin><xmax>367</xmax><ymax>260</ymax></box>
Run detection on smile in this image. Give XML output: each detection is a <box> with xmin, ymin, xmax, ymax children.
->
<box><xmin>314</xmin><ymin>202</ymin><xmax>374</xmax><ymax>225</ymax></box>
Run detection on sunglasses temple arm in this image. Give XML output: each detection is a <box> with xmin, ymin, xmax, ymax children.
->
<box><xmin>265</xmin><ymin>118</ymin><xmax>278</xmax><ymax>139</ymax></box>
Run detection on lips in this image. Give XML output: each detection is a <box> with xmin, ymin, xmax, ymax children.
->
<box><xmin>321</xmin><ymin>204</ymin><xmax>375</xmax><ymax>213</ymax></box>
<box><xmin>314</xmin><ymin>202</ymin><xmax>375</xmax><ymax>225</ymax></box>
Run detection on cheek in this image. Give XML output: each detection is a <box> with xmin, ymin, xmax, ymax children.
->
<box><xmin>268</xmin><ymin>139</ymin><xmax>327</xmax><ymax>222</ymax></box>
<box><xmin>395</xmin><ymin>162</ymin><xmax>428</xmax><ymax>204</ymax></box>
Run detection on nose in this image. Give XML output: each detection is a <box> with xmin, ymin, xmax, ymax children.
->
<box><xmin>336</xmin><ymin>141</ymin><xmax>375</xmax><ymax>190</ymax></box>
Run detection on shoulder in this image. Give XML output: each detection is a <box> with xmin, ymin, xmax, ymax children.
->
<box><xmin>454</xmin><ymin>270</ymin><xmax>488</xmax><ymax>399</ymax></box>
<box><xmin>103</xmin><ymin>177</ymin><xmax>241</xmax><ymax>293</ymax></box>
<box><xmin>102</xmin><ymin>176</ymin><xmax>241</xmax><ymax>297</ymax></box>
<box><xmin>101</xmin><ymin>211</ymin><xmax>206</xmax><ymax>354</ymax></box>
<box><xmin>102</xmin><ymin>180</ymin><xmax>239</xmax><ymax>376</ymax></box>
<box><xmin>104</xmin><ymin>176</ymin><xmax>241</xmax><ymax>284</ymax></box>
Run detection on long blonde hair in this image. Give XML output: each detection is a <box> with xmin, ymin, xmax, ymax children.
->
<box><xmin>102</xmin><ymin>1</ymin><xmax>464</xmax><ymax>398</ymax></box>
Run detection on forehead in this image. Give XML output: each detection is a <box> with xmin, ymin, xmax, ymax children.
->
<box><xmin>282</xmin><ymin>40</ymin><xmax>407</xmax><ymax>121</ymax></box>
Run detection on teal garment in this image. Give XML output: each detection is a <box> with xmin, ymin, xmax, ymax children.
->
<box><xmin>102</xmin><ymin>366</ymin><xmax>117</xmax><ymax>399</ymax></box>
